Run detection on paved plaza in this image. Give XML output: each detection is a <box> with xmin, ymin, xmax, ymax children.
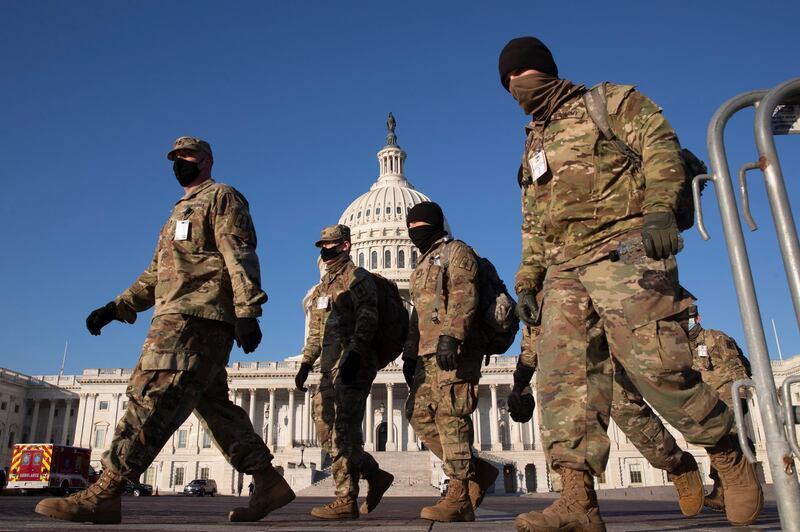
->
<box><xmin>0</xmin><ymin>487</ymin><xmax>781</xmax><ymax>531</ymax></box>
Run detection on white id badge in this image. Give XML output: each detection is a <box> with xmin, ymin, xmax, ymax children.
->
<box><xmin>529</xmin><ymin>148</ymin><xmax>548</xmax><ymax>181</ymax></box>
<box><xmin>174</xmin><ymin>220</ymin><xmax>190</xmax><ymax>241</ymax></box>
<box><xmin>316</xmin><ymin>296</ymin><xmax>330</xmax><ymax>310</ymax></box>
<box><xmin>697</xmin><ymin>345</ymin><xmax>708</xmax><ymax>357</ymax></box>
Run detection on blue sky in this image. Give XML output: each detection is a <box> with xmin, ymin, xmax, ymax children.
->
<box><xmin>1</xmin><ymin>1</ymin><xmax>798</xmax><ymax>375</ymax></box>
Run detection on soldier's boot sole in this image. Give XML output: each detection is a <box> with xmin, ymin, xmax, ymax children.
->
<box><xmin>514</xmin><ymin>511</ymin><xmax>606</xmax><ymax>532</ymax></box>
<box><xmin>359</xmin><ymin>469</ymin><xmax>394</xmax><ymax>514</ymax></box>
<box><xmin>35</xmin><ymin>497</ymin><xmax>122</xmax><ymax>525</ymax></box>
<box><xmin>470</xmin><ymin>458</ymin><xmax>499</xmax><ymax>509</ymax></box>
<box><xmin>310</xmin><ymin>505</ymin><xmax>359</xmax><ymax>520</ymax></box>
<box><xmin>419</xmin><ymin>506</ymin><xmax>475</xmax><ymax>522</ymax></box>
<box><xmin>228</xmin><ymin>475</ymin><xmax>296</xmax><ymax>522</ymax></box>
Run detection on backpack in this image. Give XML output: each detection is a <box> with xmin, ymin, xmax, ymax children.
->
<box><xmin>583</xmin><ymin>83</ymin><xmax>708</xmax><ymax>232</ymax></box>
<box><xmin>369</xmin><ymin>272</ymin><xmax>410</xmax><ymax>369</ymax></box>
<box><xmin>436</xmin><ymin>241</ymin><xmax>520</xmax><ymax>355</ymax></box>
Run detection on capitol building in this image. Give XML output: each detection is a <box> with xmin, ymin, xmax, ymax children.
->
<box><xmin>2</xmin><ymin>117</ymin><xmax>799</xmax><ymax>497</ymax></box>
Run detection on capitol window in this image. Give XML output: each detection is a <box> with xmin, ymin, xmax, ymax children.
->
<box><xmin>384</xmin><ymin>250</ymin><xmax>391</xmax><ymax>269</ymax></box>
<box><xmin>94</xmin><ymin>427</ymin><xmax>107</xmax><ymax>449</ymax></box>
<box><xmin>396</xmin><ymin>206</ymin><xmax>401</xmax><ymax>214</ymax></box>
<box><xmin>411</xmin><ymin>250</ymin><xmax>418</xmax><ymax>268</ymax></box>
<box><xmin>366</xmin><ymin>209</ymin><xmax>371</xmax><ymax>217</ymax></box>
<box><xmin>371</xmin><ymin>251</ymin><xmax>378</xmax><ymax>269</ymax></box>
<box><xmin>177</xmin><ymin>429</ymin><xmax>188</xmax><ymax>449</ymax></box>
<box><xmin>398</xmin><ymin>250</ymin><xmax>405</xmax><ymax>269</ymax></box>
<box><xmin>358</xmin><ymin>253</ymin><xmax>365</xmax><ymax>268</ymax></box>
<box><xmin>98</xmin><ymin>401</ymin><xmax>109</xmax><ymax>411</ymax></box>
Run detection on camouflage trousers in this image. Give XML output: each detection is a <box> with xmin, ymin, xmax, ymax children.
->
<box><xmin>537</xmin><ymin>253</ymin><xmax>732</xmax><ymax>476</ymax></box>
<box><xmin>311</xmin><ymin>373</ymin><xmax>378</xmax><ymax>499</ymax></box>
<box><xmin>406</xmin><ymin>353</ymin><xmax>480</xmax><ymax>480</ymax></box>
<box><xmin>102</xmin><ymin>314</ymin><xmax>273</xmax><ymax>480</ymax></box>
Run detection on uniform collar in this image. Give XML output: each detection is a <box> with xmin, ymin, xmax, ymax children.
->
<box><xmin>419</xmin><ymin>237</ymin><xmax>450</xmax><ymax>262</ymax></box>
<box><xmin>177</xmin><ymin>178</ymin><xmax>215</xmax><ymax>204</ymax></box>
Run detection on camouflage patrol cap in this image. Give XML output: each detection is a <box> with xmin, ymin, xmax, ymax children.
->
<box><xmin>167</xmin><ymin>136</ymin><xmax>213</xmax><ymax>161</ymax></box>
<box><xmin>315</xmin><ymin>224</ymin><xmax>351</xmax><ymax>247</ymax></box>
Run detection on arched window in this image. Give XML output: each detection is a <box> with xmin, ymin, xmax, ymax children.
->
<box><xmin>396</xmin><ymin>206</ymin><xmax>402</xmax><ymax>214</ymax></box>
<box><xmin>411</xmin><ymin>250</ymin><xmax>418</xmax><ymax>268</ymax></box>
<box><xmin>384</xmin><ymin>250</ymin><xmax>391</xmax><ymax>269</ymax></box>
<box><xmin>358</xmin><ymin>253</ymin><xmax>365</xmax><ymax>268</ymax></box>
<box><xmin>366</xmin><ymin>209</ymin><xmax>371</xmax><ymax>217</ymax></box>
<box><xmin>398</xmin><ymin>250</ymin><xmax>405</xmax><ymax>269</ymax></box>
<box><xmin>371</xmin><ymin>251</ymin><xmax>378</xmax><ymax>270</ymax></box>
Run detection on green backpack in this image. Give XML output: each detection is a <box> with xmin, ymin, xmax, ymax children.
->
<box><xmin>583</xmin><ymin>83</ymin><xmax>708</xmax><ymax>231</ymax></box>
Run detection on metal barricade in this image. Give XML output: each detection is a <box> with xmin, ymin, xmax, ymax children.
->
<box><xmin>694</xmin><ymin>78</ymin><xmax>800</xmax><ymax>531</ymax></box>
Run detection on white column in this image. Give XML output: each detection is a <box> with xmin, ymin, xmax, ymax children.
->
<box><xmin>473</xmin><ymin>390</ymin><xmax>482</xmax><ymax>449</ymax></box>
<box><xmin>44</xmin><ymin>400</ymin><xmax>57</xmax><ymax>443</ymax></box>
<box><xmin>234</xmin><ymin>389</ymin><xmax>244</xmax><ymax>407</ymax></box>
<box><xmin>527</xmin><ymin>418</ymin><xmax>535</xmax><ymax>450</ymax></box>
<box><xmin>302</xmin><ymin>389</ymin><xmax>311</xmax><ymax>443</ymax></box>
<box><xmin>60</xmin><ymin>400</ymin><xmax>72</xmax><ymax>445</ymax></box>
<box><xmin>86</xmin><ymin>394</ymin><xmax>98</xmax><ymax>448</ymax></box>
<box><xmin>287</xmin><ymin>388</ymin><xmax>296</xmax><ymax>448</ymax></box>
<box><xmin>28</xmin><ymin>400</ymin><xmax>41</xmax><ymax>441</ymax></box>
<box><xmin>386</xmin><ymin>383</ymin><xmax>395</xmax><ymax>451</ymax></box>
<box><xmin>365</xmin><ymin>393</ymin><xmax>374</xmax><ymax>451</ymax></box>
<box><xmin>248</xmin><ymin>389</ymin><xmax>257</xmax><ymax>430</ymax></box>
<box><xmin>406</xmin><ymin>417</ymin><xmax>416</xmax><ymax>451</ymax></box>
<box><xmin>74</xmin><ymin>394</ymin><xmax>87</xmax><ymax>446</ymax></box>
<box><xmin>512</xmin><ymin>420</ymin><xmax>524</xmax><ymax>450</ymax></box>
<box><xmin>112</xmin><ymin>393</ymin><xmax>123</xmax><ymax>430</ymax></box>
<box><xmin>490</xmin><ymin>384</ymin><xmax>501</xmax><ymax>451</ymax></box>
<box><xmin>267</xmin><ymin>389</ymin><xmax>276</xmax><ymax>449</ymax></box>
<box><xmin>532</xmin><ymin>407</ymin><xmax>541</xmax><ymax>450</ymax></box>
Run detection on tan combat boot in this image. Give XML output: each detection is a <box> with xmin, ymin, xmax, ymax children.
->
<box><xmin>35</xmin><ymin>468</ymin><xmax>124</xmax><ymax>524</ymax></box>
<box><xmin>706</xmin><ymin>435</ymin><xmax>762</xmax><ymax>526</ymax></box>
<box><xmin>667</xmin><ymin>452</ymin><xmax>704</xmax><ymax>517</ymax></box>
<box><xmin>311</xmin><ymin>496</ymin><xmax>359</xmax><ymax>519</ymax></box>
<box><xmin>229</xmin><ymin>464</ymin><xmax>296</xmax><ymax>522</ymax></box>
<box><xmin>470</xmin><ymin>457</ymin><xmax>499</xmax><ymax>509</ymax></box>
<box><xmin>359</xmin><ymin>468</ymin><xmax>394</xmax><ymax>514</ymax></box>
<box><xmin>420</xmin><ymin>478</ymin><xmax>475</xmax><ymax>522</ymax></box>
<box><xmin>515</xmin><ymin>467</ymin><xmax>606</xmax><ymax>532</ymax></box>
<box><xmin>704</xmin><ymin>467</ymin><xmax>724</xmax><ymax>512</ymax></box>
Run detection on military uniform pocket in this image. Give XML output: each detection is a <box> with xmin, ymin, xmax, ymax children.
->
<box><xmin>444</xmin><ymin>382</ymin><xmax>478</xmax><ymax>417</ymax></box>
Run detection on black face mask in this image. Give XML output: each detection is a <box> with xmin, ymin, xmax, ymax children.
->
<box><xmin>320</xmin><ymin>244</ymin><xmax>345</xmax><ymax>262</ymax></box>
<box><xmin>409</xmin><ymin>225</ymin><xmax>447</xmax><ymax>254</ymax></box>
<box><xmin>173</xmin><ymin>158</ymin><xmax>201</xmax><ymax>187</ymax></box>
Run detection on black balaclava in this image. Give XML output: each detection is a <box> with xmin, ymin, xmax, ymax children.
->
<box><xmin>321</xmin><ymin>241</ymin><xmax>350</xmax><ymax>273</ymax></box>
<box><xmin>173</xmin><ymin>158</ymin><xmax>201</xmax><ymax>187</ymax></box>
<box><xmin>407</xmin><ymin>201</ymin><xmax>448</xmax><ymax>254</ymax></box>
<box><xmin>498</xmin><ymin>36</ymin><xmax>558</xmax><ymax>91</ymax></box>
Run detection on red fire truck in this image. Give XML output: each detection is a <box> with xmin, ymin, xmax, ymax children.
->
<box><xmin>7</xmin><ymin>443</ymin><xmax>92</xmax><ymax>494</ymax></box>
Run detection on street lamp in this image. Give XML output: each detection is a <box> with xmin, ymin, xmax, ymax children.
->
<box><xmin>299</xmin><ymin>443</ymin><xmax>306</xmax><ymax>469</ymax></box>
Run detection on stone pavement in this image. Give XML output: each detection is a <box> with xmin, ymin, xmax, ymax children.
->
<box><xmin>0</xmin><ymin>488</ymin><xmax>781</xmax><ymax>531</ymax></box>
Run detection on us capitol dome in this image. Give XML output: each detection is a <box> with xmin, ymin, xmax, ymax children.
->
<box><xmin>306</xmin><ymin>113</ymin><xmax>448</xmax><ymax>309</ymax></box>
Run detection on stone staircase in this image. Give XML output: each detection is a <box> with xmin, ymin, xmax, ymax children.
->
<box><xmin>297</xmin><ymin>451</ymin><xmax>439</xmax><ymax>496</ymax></box>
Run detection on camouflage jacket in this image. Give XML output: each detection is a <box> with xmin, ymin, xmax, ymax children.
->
<box><xmin>517</xmin><ymin>324</ymin><xmax>541</xmax><ymax>371</ymax></box>
<box><xmin>516</xmin><ymin>83</ymin><xmax>686</xmax><ymax>292</ymax></box>
<box><xmin>406</xmin><ymin>238</ymin><xmax>483</xmax><ymax>371</ymax></box>
<box><xmin>114</xmin><ymin>179</ymin><xmax>267</xmax><ymax>325</ymax></box>
<box><xmin>304</xmin><ymin>259</ymin><xmax>380</xmax><ymax>385</ymax></box>
<box><xmin>689</xmin><ymin>325</ymin><xmax>752</xmax><ymax>404</ymax></box>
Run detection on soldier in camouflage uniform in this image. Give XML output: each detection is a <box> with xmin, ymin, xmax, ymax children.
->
<box><xmin>499</xmin><ymin>37</ymin><xmax>762</xmax><ymax>530</ymax></box>
<box><xmin>686</xmin><ymin>306</ymin><xmax>753</xmax><ymax>511</ymax></box>
<box><xmin>509</xmin><ymin>323</ymin><xmax>704</xmax><ymax>517</ymax></box>
<box><xmin>36</xmin><ymin>137</ymin><xmax>294</xmax><ymax>525</ymax></box>
<box><xmin>294</xmin><ymin>224</ymin><xmax>393</xmax><ymax>519</ymax></box>
<box><xmin>402</xmin><ymin>201</ymin><xmax>498</xmax><ymax>523</ymax></box>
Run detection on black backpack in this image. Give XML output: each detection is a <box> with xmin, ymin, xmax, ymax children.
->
<box><xmin>583</xmin><ymin>83</ymin><xmax>708</xmax><ymax>231</ymax></box>
<box><xmin>435</xmin><ymin>241</ymin><xmax>519</xmax><ymax>355</ymax></box>
<box><xmin>369</xmin><ymin>272</ymin><xmax>410</xmax><ymax>369</ymax></box>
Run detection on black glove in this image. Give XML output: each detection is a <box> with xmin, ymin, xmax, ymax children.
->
<box><xmin>516</xmin><ymin>289</ymin><xmax>541</xmax><ymax>326</ymax></box>
<box><xmin>641</xmin><ymin>211</ymin><xmax>680</xmax><ymax>260</ymax></box>
<box><xmin>234</xmin><ymin>318</ymin><xmax>262</xmax><ymax>354</ymax></box>
<box><xmin>295</xmin><ymin>362</ymin><xmax>313</xmax><ymax>392</ymax></box>
<box><xmin>435</xmin><ymin>335</ymin><xmax>460</xmax><ymax>372</ymax></box>
<box><xmin>86</xmin><ymin>302</ymin><xmax>118</xmax><ymax>336</ymax></box>
<box><xmin>402</xmin><ymin>357</ymin><xmax>417</xmax><ymax>387</ymax></box>
<box><xmin>508</xmin><ymin>362</ymin><xmax>536</xmax><ymax>422</ymax></box>
<box><xmin>508</xmin><ymin>392</ymin><xmax>536</xmax><ymax>422</ymax></box>
<box><xmin>339</xmin><ymin>350</ymin><xmax>361</xmax><ymax>385</ymax></box>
